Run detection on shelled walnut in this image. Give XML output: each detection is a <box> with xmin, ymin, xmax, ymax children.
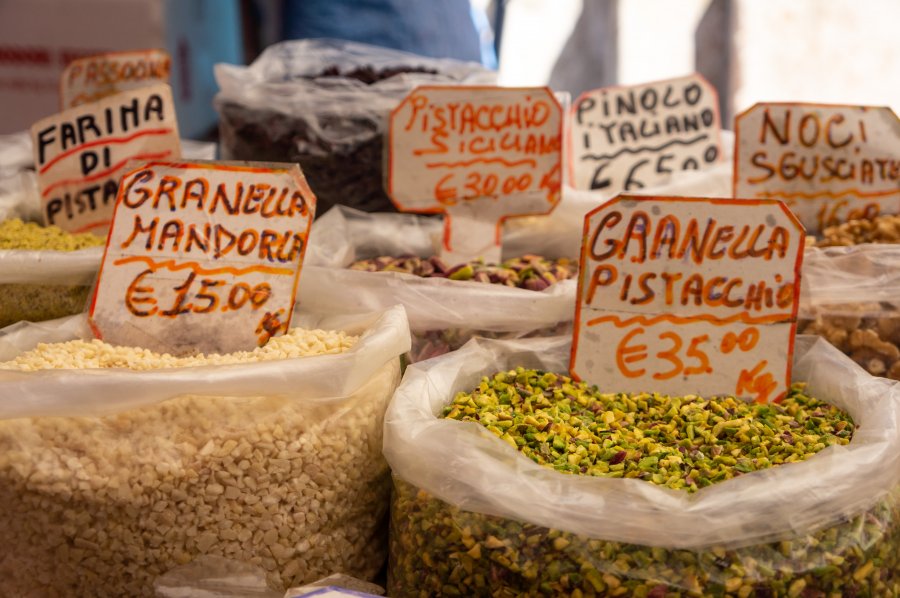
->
<box><xmin>799</xmin><ymin>303</ymin><xmax>900</xmax><ymax>380</ymax></box>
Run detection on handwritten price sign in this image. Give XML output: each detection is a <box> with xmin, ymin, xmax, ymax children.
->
<box><xmin>387</xmin><ymin>86</ymin><xmax>562</xmax><ymax>265</ymax></box>
<box><xmin>569</xmin><ymin>74</ymin><xmax>722</xmax><ymax>193</ymax></box>
<box><xmin>89</xmin><ymin>160</ymin><xmax>316</xmax><ymax>355</ymax></box>
<box><xmin>61</xmin><ymin>49</ymin><xmax>171</xmax><ymax>109</ymax></box>
<box><xmin>570</xmin><ymin>196</ymin><xmax>805</xmax><ymax>402</ymax></box>
<box><xmin>734</xmin><ymin>103</ymin><xmax>900</xmax><ymax>234</ymax></box>
<box><xmin>31</xmin><ymin>84</ymin><xmax>181</xmax><ymax>235</ymax></box>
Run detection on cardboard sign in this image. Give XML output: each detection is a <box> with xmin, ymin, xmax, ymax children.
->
<box><xmin>387</xmin><ymin>86</ymin><xmax>562</xmax><ymax>265</ymax></box>
<box><xmin>734</xmin><ymin>103</ymin><xmax>900</xmax><ymax>234</ymax></box>
<box><xmin>31</xmin><ymin>84</ymin><xmax>181</xmax><ymax>236</ymax></box>
<box><xmin>61</xmin><ymin>49</ymin><xmax>172</xmax><ymax>109</ymax></box>
<box><xmin>569</xmin><ymin>74</ymin><xmax>722</xmax><ymax>192</ymax></box>
<box><xmin>570</xmin><ymin>195</ymin><xmax>805</xmax><ymax>402</ymax></box>
<box><xmin>89</xmin><ymin>160</ymin><xmax>316</xmax><ymax>355</ymax></box>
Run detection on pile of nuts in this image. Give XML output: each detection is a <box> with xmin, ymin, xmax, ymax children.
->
<box><xmin>388</xmin><ymin>368</ymin><xmax>900</xmax><ymax>596</ymax></box>
<box><xmin>799</xmin><ymin>305</ymin><xmax>900</xmax><ymax>380</ymax></box>
<box><xmin>815</xmin><ymin>214</ymin><xmax>900</xmax><ymax>247</ymax></box>
<box><xmin>391</xmin><ymin>480</ymin><xmax>900</xmax><ymax>597</ymax></box>
<box><xmin>0</xmin><ymin>329</ymin><xmax>400</xmax><ymax>596</ymax></box>
<box><xmin>0</xmin><ymin>218</ymin><xmax>104</xmax><ymax>251</ymax></box>
<box><xmin>800</xmin><ymin>214</ymin><xmax>900</xmax><ymax>380</ymax></box>
<box><xmin>0</xmin><ymin>218</ymin><xmax>105</xmax><ymax>328</ymax></box>
<box><xmin>442</xmin><ymin>368</ymin><xmax>853</xmax><ymax>491</ymax></box>
<box><xmin>348</xmin><ymin>254</ymin><xmax>578</xmax><ymax>291</ymax></box>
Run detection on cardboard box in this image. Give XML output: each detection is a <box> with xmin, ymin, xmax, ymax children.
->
<box><xmin>0</xmin><ymin>0</ymin><xmax>243</xmax><ymax>138</ymax></box>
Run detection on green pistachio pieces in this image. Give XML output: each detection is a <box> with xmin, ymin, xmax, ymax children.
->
<box><xmin>441</xmin><ymin>368</ymin><xmax>853</xmax><ymax>492</ymax></box>
<box><xmin>387</xmin><ymin>369</ymin><xmax>900</xmax><ymax>596</ymax></box>
<box><xmin>390</xmin><ymin>480</ymin><xmax>900</xmax><ymax>597</ymax></box>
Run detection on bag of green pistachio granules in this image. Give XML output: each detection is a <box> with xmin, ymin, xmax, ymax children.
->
<box><xmin>383</xmin><ymin>334</ymin><xmax>900</xmax><ymax>597</ymax></box>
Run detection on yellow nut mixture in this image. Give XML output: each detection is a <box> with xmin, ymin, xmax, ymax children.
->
<box><xmin>0</xmin><ymin>218</ymin><xmax>104</xmax><ymax>251</ymax></box>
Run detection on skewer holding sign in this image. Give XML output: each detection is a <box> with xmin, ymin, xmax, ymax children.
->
<box><xmin>734</xmin><ymin>103</ymin><xmax>900</xmax><ymax>235</ymax></box>
<box><xmin>570</xmin><ymin>195</ymin><xmax>805</xmax><ymax>403</ymax></box>
<box><xmin>386</xmin><ymin>86</ymin><xmax>563</xmax><ymax>265</ymax></box>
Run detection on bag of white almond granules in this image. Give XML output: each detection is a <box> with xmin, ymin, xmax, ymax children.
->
<box><xmin>300</xmin><ymin>205</ymin><xmax>579</xmax><ymax>363</ymax></box>
<box><xmin>800</xmin><ymin>244</ymin><xmax>900</xmax><ymax>381</ymax></box>
<box><xmin>383</xmin><ymin>334</ymin><xmax>900</xmax><ymax>597</ymax></box>
<box><xmin>0</xmin><ymin>305</ymin><xmax>410</xmax><ymax>597</ymax></box>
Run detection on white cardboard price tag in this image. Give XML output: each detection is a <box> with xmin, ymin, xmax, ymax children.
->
<box><xmin>31</xmin><ymin>84</ymin><xmax>181</xmax><ymax>236</ymax></box>
<box><xmin>387</xmin><ymin>85</ymin><xmax>562</xmax><ymax>265</ymax></box>
<box><xmin>570</xmin><ymin>195</ymin><xmax>805</xmax><ymax>402</ymax></box>
<box><xmin>569</xmin><ymin>74</ymin><xmax>722</xmax><ymax>193</ymax></box>
<box><xmin>734</xmin><ymin>103</ymin><xmax>900</xmax><ymax>234</ymax></box>
<box><xmin>89</xmin><ymin>160</ymin><xmax>316</xmax><ymax>355</ymax></box>
<box><xmin>61</xmin><ymin>49</ymin><xmax>172</xmax><ymax>109</ymax></box>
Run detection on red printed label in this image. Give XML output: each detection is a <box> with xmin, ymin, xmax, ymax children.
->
<box><xmin>387</xmin><ymin>86</ymin><xmax>563</xmax><ymax>265</ymax></box>
<box><xmin>31</xmin><ymin>84</ymin><xmax>181</xmax><ymax>236</ymax></box>
<box><xmin>569</xmin><ymin>74</ymin><xmax>722</xmax><ymax>193</ymax></box>
<box><xmin>734</xmin><ymin>103</ymin><xmax>900</xmax><ymax>234</ymax></box>
<box><xmin>89</xmin><ymin>160</ymin><xmax>317</xmax><ymax>355</ymax></box>
<box><xmin>60</xmin><ymin>49</ymin><xmax>171</xmax><ymax>109</ymax></box>
<box><xmin>570</xmin><ymin>195</ymin><xmax>805</xmax><ymax>402</ymax></box>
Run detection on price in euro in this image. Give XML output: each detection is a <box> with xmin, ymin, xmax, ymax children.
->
<box><xmin>125</xmin><ymin>268</ymin><xmax>288</xmax><ymax>344</ymax></box>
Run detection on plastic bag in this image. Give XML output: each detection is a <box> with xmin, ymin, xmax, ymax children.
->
<box><xmin>300</xmin><ymin>205</ymin><xmax>576</xmax><ymax>362</ymax></box>
<box><xmin>384</xmin><ymin>334</ymin><xmax>900</xmax><ymax>596</ymax></box>
<box><xmin>0</xmin><ymin>172</ymin><xmax>103</xmax><ymax>326</ymax></box>
<box><xmin>0</xmin><ymin>306</ymin><xmax>410</xmax><ymax>597</ymax></box>
<box><xmin>154</xmin><ymin>555</ymin><xmax>384</xmax><ymax>598</ymax></box>
<box><xmin>799</xmin><ymin>244</ymin><xmax>900</xmax><ymax>380</ymax></box>
<box><xmin>214</xmin><ymin>38</ymin><xmax>494</xmax><ymax>217</ymax></box>
<box><xmin>154</xmin><ymin>556</ymin><xmax>280</xmax><ymax>598</ymax></box>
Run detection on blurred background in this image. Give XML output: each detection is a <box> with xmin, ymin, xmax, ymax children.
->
<box><xmin>0</xmin><ymin>0</ymin><xmax>897</xmax><ymax>137</ymax></box>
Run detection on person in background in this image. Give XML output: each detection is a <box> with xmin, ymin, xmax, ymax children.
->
<box><xmin>279</xmin><ymin>0</ymin><xmax>492</xmax><ymax>65</ymax></box>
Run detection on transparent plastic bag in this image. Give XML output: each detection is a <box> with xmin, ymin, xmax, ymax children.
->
<box><xmin>214</xmin><ymin>38</ymin><xmax>494</xmax><ymax>217</ymax></box>
<box><xmin>0</xmin><ymin>171</ymin><xmax>103</xmax><ymax>326</ymax></box>
<box><xmin>384</xmin><ymin>334</ymin><xmax>900</xmax><ymax>596</ymax></box>
<box><xmin>800</xmin><ymin>244</ymin><xmax>900</xmax><ymax>380</ymax></box>
<box><xmin>154</xmin><ymin>555</ymin><xmax>280</xmax><ymax>598</ymax></box>
<box><xmin>0</xmin><ymin>306</ymin><xmax>410</xmax><ymax>597</ymax></box>
<box><xmin>300</xmin><ymin>205</ymin><xmax>576</xmax><ymax>362</ymax></box>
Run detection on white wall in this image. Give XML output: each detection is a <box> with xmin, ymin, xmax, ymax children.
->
<box><xmin>734</xmin><ymin>0</ymin><xmax>900</xmax><ymax>113</ymax></box>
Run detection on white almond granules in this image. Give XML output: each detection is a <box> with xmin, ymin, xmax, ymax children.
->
<box><xmin>0</xmin><ymin>327</ymin><xmax>400</xmax><ymax>597</ymax></box>
<box><xmin>0</xmin><ymin>327</ymin><xmax>358</xmax><ymax>371</ymax></box>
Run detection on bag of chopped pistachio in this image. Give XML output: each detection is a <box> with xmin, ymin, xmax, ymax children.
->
<box><xmin>0</xmin><ymin>218</ymin><xmax>105</xmax><ymax>327</ymax></box>
<box><xmin>384</xmin><ymin>334</ymin><xmax>900</xmax><ymax>597</ymax></box>
<box><xmin>0</xmin><ymin>305</ymin><xmax>410</xmax><ymax>597</ymax></box>
<box><xmin>800</xmin><ymin>244</ymin><xmax>900</xmax><ymax>381</ymax></box>
<box><xmin>300</xmin><ymin>205</ymin><xmax>578</xmax><ymax>362</ymax></box>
